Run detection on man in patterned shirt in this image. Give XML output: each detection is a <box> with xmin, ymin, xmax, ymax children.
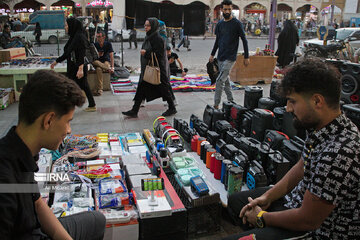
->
<box><xmin>225</xmin><ymin>59</ymin><xmax>360</xmax><ymax>240</ymax></box>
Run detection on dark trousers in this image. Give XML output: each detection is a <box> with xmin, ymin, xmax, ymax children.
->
<box><xmin>170</xmin><ymin>67</ymin><xmax>188</xmax><ymax>76</ymax></box>
<box><xmin>35</xmin><ymin>35</ymin><xmax>41</xmax><ymax>46</ymax></box>
<box><xmin>37</xmin><ymin>211</ymin><xmax>106</xmax><ymax>240</ymax></box>
<box><xmin>224</xmin><ymin>187</ymin><xmax>309</xmax><ymax>240</ymax></box>
<box><xmin>74</xmin><ymin>72</ymin><xmax>96</xmax><ymax>108</ymax></box>
<box><xmin>59</xmin><ymin>211</ymin><xmax>106</xmax><ymax>240</ymax></box>
<box><xmin>129</xmin><ymin>35</ymin><xmax>137</xmax><ymax>48</ymax></box>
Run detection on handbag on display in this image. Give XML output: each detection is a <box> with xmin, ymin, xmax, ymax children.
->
<box><xmin>143</xmin><ymin>52</ymin><xmax>161</xmax><ymax>85</ymax></box>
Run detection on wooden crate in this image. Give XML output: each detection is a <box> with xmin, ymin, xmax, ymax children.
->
<box><xmin>230</xmin><ymin>55</ymin><xmax>277</xmax><ymax>85</ymax></box>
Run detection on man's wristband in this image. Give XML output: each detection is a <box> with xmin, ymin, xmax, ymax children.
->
<box><xmin>256</xmin><ymin>210</ymin><xmax>267</xmax><ymax>228</ymax></box>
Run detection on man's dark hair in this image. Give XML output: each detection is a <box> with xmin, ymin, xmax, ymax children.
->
<box><xmin>19</xmin><ymin>70</ymin><xmax>85</xmax><ymax>125</ymax></box>
<box><xmin>97</xmin><ymin>31</ymin><xmax>106</xmax><ymax>37</ymax></box>
<box><xmin>221</xmin><ymin>0</ymin><xmax>232</xmax><ymax>7</ymax></box>
<box><xmin>279</xmin><ymin>58</ymin><xmax>341</xmax><ymax>109</ymax></box>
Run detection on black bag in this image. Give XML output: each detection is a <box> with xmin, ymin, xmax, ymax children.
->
<box><xmin>85</xmin><ymin>40</ymin><xmax>99</xmax><ymax>64</ymax></box>
<box><xmin>206</xmin><ymin>58</ymin><xmax>219</xmax><ymax>85</ymax></box>
<box><xmin>203</xmin><ymin>105</ymin><xmax>224</xmax><ymax>131</ymax></box>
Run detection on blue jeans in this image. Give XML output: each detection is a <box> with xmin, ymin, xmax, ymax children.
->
<box><xmin>214</xmin><ymin>60</ymin><xmax>235</xmax><ymax>106</ymax></box>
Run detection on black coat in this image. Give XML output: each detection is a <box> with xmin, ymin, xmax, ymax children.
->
<box><xmin>275</xmin><ymin>20</ymin><xmax>299</xmax><ymax>68</ymax></box>
<box><xmin>134</xmin><ymin>31</ymin><xmax>172</xmax><ymax>102</ymax></box>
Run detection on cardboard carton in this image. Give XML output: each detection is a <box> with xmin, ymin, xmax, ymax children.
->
<box><xmin>0</xmin><ymin>48</ymin><xmax>26</xmax><ymax>63</ymax></box>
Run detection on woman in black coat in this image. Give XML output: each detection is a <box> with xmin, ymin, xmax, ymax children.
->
<box><xmin>275</xmin><ymin>20</ymin><xmax>299</xmax><ymax>68</ymax></box>
<box><xmin>122</xmin><ymin>17</ymin><xmax>176</xmax><ymax>118</ymax></box>
<box><xmin>34</xmin><ymin>22</ymin><xmax>41</xmax><ymax>46</ymax></box>
<box><xmin>51</xmin><ymin>18</ymin><xmax>96</xmax><ymax>112</ymax></box>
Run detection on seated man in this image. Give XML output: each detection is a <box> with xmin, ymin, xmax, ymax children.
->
<box><xmin>0</xmin><ymin>70</ymin><xmax>106</xmax><ymax>240</ymax></box>
<box><xmin>0</xmin><ymin>24</ymin><xmax>24</xmax><ymax>49</ymax></box>
<box><xmin>166</xmin><ymin>46</ymin><xmax>188</xmax><ymax>77</ymax></box>
<box><xmin>92</xmin><ymin>30</ymin><xmax>114</xmax><ymax>96</ymax></box>
<box><xmin>225</xmin><ymin>59</ymin><xmax>360</xmax><ymax>240</ymax></box>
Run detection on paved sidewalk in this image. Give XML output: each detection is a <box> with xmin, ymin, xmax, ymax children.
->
<box><xmin>0</xmin><ymin>84</ymin><xmax>271</xmax><ymax>137</ymax></box>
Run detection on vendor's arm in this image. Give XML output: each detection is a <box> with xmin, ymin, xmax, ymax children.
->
<box><xmin>261</xmin><ymin>191</ymin><xmax>335</xmax><ymax>231</ymax></box>
<box><xmin>35</xmin><ymin>197</ymin><xmax>72</xmax><ymax>240</ymax></box>
<box><xmin>176</xmin><ymin>58</ymin><xmax>186</xmax><ymax>76</ymax></box>
<box><xmin>0</xmin><ymin>188</ymin><xmax>17</xmax><ymax>239</ymax></box>
<box><xmin>240</xmin><ymin>158</ymin><xmax>304</xmax><ymax>219</ymax></box>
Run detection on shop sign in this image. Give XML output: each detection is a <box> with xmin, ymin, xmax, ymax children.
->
<box><xmin>87</xmin><ymin>1</ymin><xmax>113</xmax><ymax>7</ymax></box>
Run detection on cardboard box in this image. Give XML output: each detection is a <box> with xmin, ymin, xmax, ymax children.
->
<box><xmin>0</xmin><ymin>48</ymin><xmax>26</xmax><ymax>63</ymax></box>
<box><xmin>230</xmin><ymin>55</ymin><xmax>277</xmax><ymax>85</ymax></box>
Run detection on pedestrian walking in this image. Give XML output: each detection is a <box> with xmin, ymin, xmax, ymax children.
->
<box><xmin>122</xmin><ymin>17</ymin><xmax>176</xmax><ymax>118</ymax></box>
<box><xmin>51</xmin><ymin>17</ymin><xmax>96</xmax><ymax>112</ymax></box>
<box><xmin>34</xmin><ymin>22</ymin><xmax>42</xmax><ymax>46</ymax></box>
<box><xmin>209</xmin><ymin>0</ymin><xmax>249</xmax><ymax>109</ymax></box>
<box><xmin>128</xmin><ymin>28</ymin><xmax>137</xmax><ymax>49</ymax></box>
<box><xmin>275</xmin><ymin>20</ymin><xmax>299</xmax><ymax>68</ymax></box>
<box><xmin>175</xmin><ymin>28</ymin><xmax>191</xmax><ymax>51</ymax></box>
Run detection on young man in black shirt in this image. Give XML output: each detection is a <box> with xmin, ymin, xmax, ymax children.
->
<box><xmin>166</xmin><ymin>46</ymin><xmax>188</xmax><ymax>77</ymax></box>
<box><xmin>225</xmin><ymin>59</ymin><xmax>360</xmax><ymax>240</ymax></box>
<box><xmin>209</xmin><ymin>0</ymin><xmax>249</xmax><ymax>109</ymax></box>
<box><xmin>0</xmin><ymin>70</ymin><xmax>106</xmax><ymax>240</ymax></box>
<box><xmin>92</xmin><ymin>31</ymin><xmax>114</xmax><ymax>96</ymax></box>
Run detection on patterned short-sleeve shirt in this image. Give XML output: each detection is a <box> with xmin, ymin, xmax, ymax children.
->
<box><xmin>285</xmin><ymin>114</ymin><xmax>360</xmax><ymax>239</ymax></box>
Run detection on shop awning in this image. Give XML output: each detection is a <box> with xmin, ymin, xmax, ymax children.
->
<box><xmin>246</xmin><ymin>9</ymin><xmax>266</xmax><ymax>14</ymax></box>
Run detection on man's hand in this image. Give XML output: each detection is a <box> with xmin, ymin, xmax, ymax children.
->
<box><xmin>50</xmin><ymin>61</ymin><xmax>57</xmax><ymax>69</ymax></box>
<box><xmin>209</xmin><ymin>55</ymin><xmax>214</xmax><ymax>62</ymax></box>
<box><xmin>243</xmin><ymin>197</ymin><xmax>263</xmax><ymax>226</ymax></box>
<box><xmin>140</xmin><ymin>49</ymin><xmax>146</xmax><ymax>56</ymax></box>
<box><xmin>181</xmin><ymin>70</ymin><xmax>186</xmax><ymax>77</ymax></box>
<box><xmin>240</xmin><ymin>195</ymin><xmax>271</xmax><ymax>224</ymax></box>
<box><xmin>110</xmin><ymin>67</ymin><xmax>114</xmax><ymax>74</ymax></box>
<box><xmin>244</xmin><ymin>58</ymin><xmax>250</xmax><ymax>66</ymax></box>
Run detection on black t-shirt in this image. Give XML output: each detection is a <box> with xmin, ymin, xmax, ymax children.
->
<box><xmin>0</xmin><ymin>126</ymin><xmax>41</xmax><ymax>239</ymax></box>
<box><xmin>94</xmin><ymin>41</ymin><xmax>113</xmax><ymax>63</ymax></box>
<box><xmin>168</xmin><ymin>52</ymin><xmax>178</xmax><ymax>70</ymax></box>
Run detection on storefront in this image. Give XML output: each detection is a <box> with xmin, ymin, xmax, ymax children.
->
<box><xmin>40</xmin><ymin>0</ymin><xmax>75</xmax><ymax>18</ymax></box>
<box><xmin>75</xmin><ymin>0</ymin><xmax>113</xmax><ymax>22</ymax></box>
<box><xmin>12</xmin><ymin>0</ymin><xmax>44</xmax><ymax>22</ymax></box>
<box><xmin>244</xmin><ymin>3</ymin><xmax>267</xmax><ymax>25</ymax></box>
<box><xmin>277</xmin><ymin>3</ymin><xmax>292</xmax><ymax>22</ymax></box>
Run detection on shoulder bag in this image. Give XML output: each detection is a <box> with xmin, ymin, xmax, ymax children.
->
<box><xmin>143</xmin><ymin>52</ymin><xmax>161</xmax><ymax>85</ymax></box>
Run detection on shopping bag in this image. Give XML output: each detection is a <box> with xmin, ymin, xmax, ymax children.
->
<box><xmin>143</xmin><ymin>52</ymin><xmax>161</xmax><ymax>85</ymax></box>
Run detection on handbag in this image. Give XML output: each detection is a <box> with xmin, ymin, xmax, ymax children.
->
<box><xmin>143</xmin><ymin>52</ymin><xmax>161</xmax><ymax>85</ymax></box>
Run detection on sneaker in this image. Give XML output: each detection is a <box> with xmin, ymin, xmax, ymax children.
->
<box><xmin>187</xmin><ymin>48</ymin><xmax>191</xmax><ymax>51</ymax></box>
<box><xmin>175</xmin><ymin>48</ymin><xmax>179</xmax><ymax>52</ymax></box>
<box><xmin>122</xmin><ymin>110</ymin><xmax>138</xmax><ymax>118</ymax></box>
<box><xmin>84</xmin><ymin>106</ymin><xmax>96</xmax><ymax>112</ymax></box>
<box><xmin>162</xmin><ymin>108</ymin><xmax>177</xmax><ymax>116</ymax></box>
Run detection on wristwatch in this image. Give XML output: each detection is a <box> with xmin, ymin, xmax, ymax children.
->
<box><xmin>256</xmin><ymin>210</ymin><xmax>267</xmax><ymax>228</ymax></box>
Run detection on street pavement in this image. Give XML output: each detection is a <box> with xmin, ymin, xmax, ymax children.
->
<box><xmin>33</xmin><ymin>37</ymin><xmax>278</xmax><ymax>73</ymax></box>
